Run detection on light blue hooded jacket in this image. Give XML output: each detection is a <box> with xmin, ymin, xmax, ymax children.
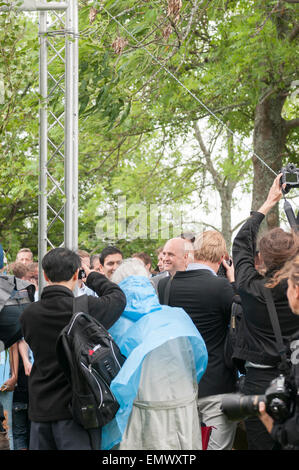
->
<box><xmin>101</xmin><ymin>275</ymin><xmax>208</xmax><ymax>450</ymax></box>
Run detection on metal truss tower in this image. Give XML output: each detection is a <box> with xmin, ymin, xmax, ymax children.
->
<box><xmin>1</xmin><ymin>1</ymin><xmax>78</xmax><ymax>294</ymax></box>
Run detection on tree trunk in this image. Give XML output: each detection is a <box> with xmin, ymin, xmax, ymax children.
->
<box><xmin>220</xmin><ymin>186</ymin><xmax>233</xmax><ymax>252</ymax></box>
<box><xmin>193</xmin><ymin>122</ymin><xmax>237</xmax><ymax>249</ymax></box>
<box><xmin>251</xmin><ymin>90</ymin><xmax>287</xmax><ymax>234</ymax></box>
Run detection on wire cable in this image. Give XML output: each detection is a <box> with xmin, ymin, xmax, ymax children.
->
<box><xmin>36</xmin><ymin>6</ymin><xmax>282</xmax><ymax>178</ymax></box>
<box><xmin>102</xmin><ymin>6</ymin><xmax>278</xmax><ymax>177</ymax></box>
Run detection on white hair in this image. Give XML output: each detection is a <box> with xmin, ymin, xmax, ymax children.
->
<box><xmin>111</xmin><ymin>257</ymin><xmax>150</xmax><ymax>284</ymax></box>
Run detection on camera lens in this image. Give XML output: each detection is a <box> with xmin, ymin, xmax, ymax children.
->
<box><xmin>221</xmin><ymin>393</ymin><xmax>265</xmax><ymax>421</ymax></box>
<box><xmin>266</xmin><ymin>398</ymin><xmax>290</xmax><ymax>422</ymax></box>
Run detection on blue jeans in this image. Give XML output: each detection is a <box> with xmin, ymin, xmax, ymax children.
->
<box><xmin>12</xmin><ymin>402</ymin><xmax>30</xmax><ymax>450</ymax></box>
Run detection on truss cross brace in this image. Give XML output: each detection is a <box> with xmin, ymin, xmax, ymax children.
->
<box><xmin>2</xmin><ymin>1</ymin><xmax>79</xmax><ymax>295</ymax></box>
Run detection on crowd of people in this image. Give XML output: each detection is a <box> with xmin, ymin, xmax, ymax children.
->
<box><xmin>1</xmin><ymin>173</ymin><xmax>299</xmax><ymax>451</ymax></box>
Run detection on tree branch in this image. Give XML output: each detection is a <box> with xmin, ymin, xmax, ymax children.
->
<box><xmin>181</xmin><ymin>0</ymin><xmax>201</xmax><ymax>42</ymax></box>
<box><xmin>85</xmin><ymin>137</ymin><xmax>127</xmax><ymax>175</ymax></box>
<box><xmin>197</xmin><ymin>101</ymin><xmax>250</xmax><ymax>119</ymax></box>
<box><xmin>193</xmin><ymin>121</ymin><xmax>222</xmax><ymax>188</ymax></box>
<box><xmin>251</xmin><ymin>1</ymin><xmax>280</xmax><ymax>38</ymax></box>
<box><xmin>289</xmin><ymin>23</ymin><xmax>299</xmax><ymax>40</ymax></box>
<box><xmin>231</xmin><ymin>217</ymin><xmax>250</xmax><ymax>234</ymax></box>
<box><xmin>284</xmin><ymin>117</ymin><xmax>299</xmax><ymax>130</ymax></box>
<box><xmin>197</xmin><ymin>220</ymin><xmax>221</xmax><ymax>232</ymax></box>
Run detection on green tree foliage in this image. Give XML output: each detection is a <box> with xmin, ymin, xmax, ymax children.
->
<box><xmin>0</xmin><ymin>11</ymin><xmax>39</xmax><ymax>260</ymax></box>
<box><xmin>77</xmin><ymin>0</ymin><xmax>298</xmax><ymax>237</ymax></box>
<box><xmin>0</xmin><ymin>0</ymin><xmax>298</xmax><ymax>262</ymax></box>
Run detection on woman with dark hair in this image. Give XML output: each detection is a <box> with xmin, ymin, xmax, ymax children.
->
<box><xmin>232</xmin><ymin>173</ymin><xmax>299</xmax><ymax>450</ymax></box>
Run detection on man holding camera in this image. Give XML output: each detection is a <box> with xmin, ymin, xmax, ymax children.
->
<box><xmin>75</xmin><ymin>249</ymin><xmax>97</xmax><ymax>297</ymax></box>
<box><xmin>19</xmin><ymin>247</ymin><xmax>126</xmax><ymax>450</ymax></box>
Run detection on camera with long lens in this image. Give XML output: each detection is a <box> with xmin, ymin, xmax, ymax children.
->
<box><xmin>221</xmin><ymin>374</ymin><xmax>296</xmax><ymax>424</ymax></box>
<box><xmin>280</xmin><ymin>163</ymin><xmax>299</xmax><ymax>194</ymax></box>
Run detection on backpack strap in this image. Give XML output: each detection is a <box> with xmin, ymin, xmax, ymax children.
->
<box><xmin>56</xmin><ymin>332</ymin><xmax>73</xmax><ymax>383</ymax></box>
<box><xmin>263</xmin><ymin>285</ymin><xmax>289</xmax><ymax>373</ymax></box>
<box><xmin>56</xmin><ymin>294</ymin><xmax>89</xmax><ymax>382</ymax></box>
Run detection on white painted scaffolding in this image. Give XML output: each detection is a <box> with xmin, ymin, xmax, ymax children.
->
<box><xmin>1</xmin><ymin>1</ymin><xmax>78</xmax><ymax>294</ymax></box>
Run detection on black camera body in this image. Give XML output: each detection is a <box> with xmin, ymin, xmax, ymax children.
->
<box><xmin>280</xmin><ymin>163</ymin><xmax>299</xmax><ymax>194</ymax></box>
<box><xmin>221</xmin><ymin>374</ymin><xmax>297</xmax><ymax>424</ymax></box>
<box><xmin>78</xmin><ymin>268</ymin><xmax>86</xmax><ymax>280</ymax></box>
<box><xmin>217</xmin><ymin>258</ymin><xmax>232</xmax><ymax>277</ymax></box>
<box><xmin>280</xmin><ymin>163</ymin><xmax>299</xmax><ymax>232</ymax></box>
<box><xmin>264</xmin><ymin>374</ymin><xmax>296</xmax><ymax>423</ymax></box>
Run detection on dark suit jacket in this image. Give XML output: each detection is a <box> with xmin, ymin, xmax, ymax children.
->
<box><xmin>158</xmin><ymin>269</ymin><xmax>236</xmax><ymax>398</ymax></box>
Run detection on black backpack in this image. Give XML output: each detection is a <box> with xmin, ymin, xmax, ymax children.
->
<box><xmin>56</xmin><ymin>294</ymin><xmax>126</xmax><ymax>430</ymax></box>
<box><xmin>0</xmin><ymin>275</ymin><xmax>35</xmax><ymax>352</ymax></box>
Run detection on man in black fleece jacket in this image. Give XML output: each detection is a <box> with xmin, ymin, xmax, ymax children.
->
<box><xmin>20</xmin><ymin>248</ymin><xmax>126</xmax><ymax>450</ymax></box>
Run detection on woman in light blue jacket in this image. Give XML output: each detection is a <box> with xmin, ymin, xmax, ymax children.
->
<box><xmin>102</xmin><ymin>258</ymin><xmax>208</xmax><ymax>451</ymax></box>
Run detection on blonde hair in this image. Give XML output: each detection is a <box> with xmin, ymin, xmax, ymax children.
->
<box><xmin>76</xmin><ymin>249</ymin><xmax>90</xmax><ymax>259</ymax></box>
<box><xmin>194</xmin><ymin>230</ymin><xmax>227</xmax><ymax>264</ymax></box>
<box><xmin>16</xmin><ymin>248</ymin><xmax>33</xmax><ymax>260</ymax></box>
